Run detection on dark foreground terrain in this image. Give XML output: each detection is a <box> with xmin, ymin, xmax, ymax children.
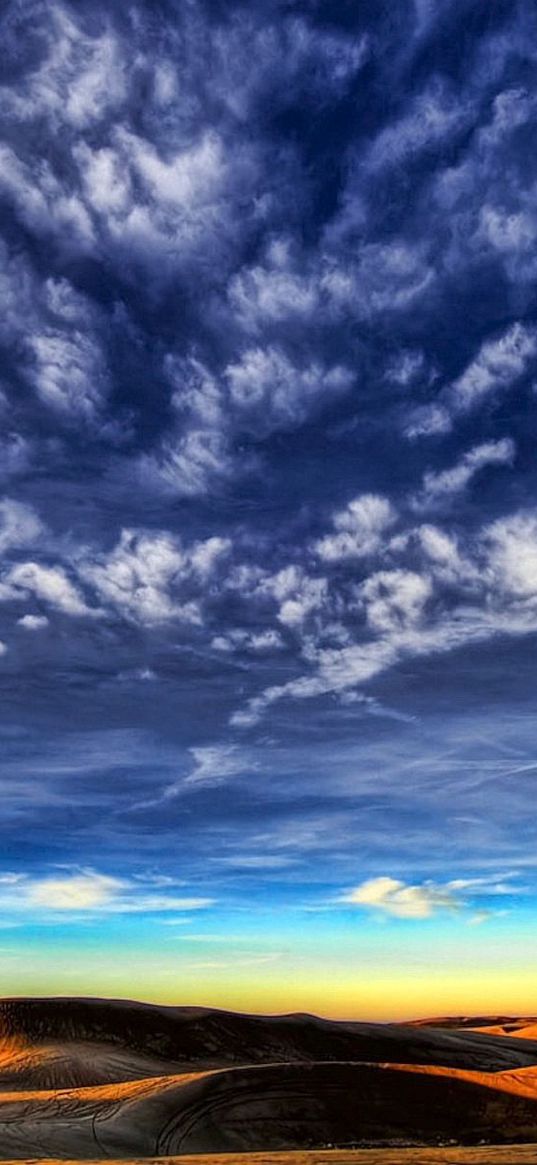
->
<box><xmin>2</xmin><ymin>999</ymin><xmax>537</xmax><ymax>1158</ymax></box>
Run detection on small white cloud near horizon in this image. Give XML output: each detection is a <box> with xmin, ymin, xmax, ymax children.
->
<box><xmin>342</xmin><ymin>876</ymin><xmax>457</xmax><ymax>918</ymax></box>
<box><xmin>28</xmin><ymin>872</ymin><xmax>125</xmax><ymax>910</ymax></box>
<box><xmin>340</xmin><ymin>872</ymin><xmax>521</xmax><ymax>920</ymax></box>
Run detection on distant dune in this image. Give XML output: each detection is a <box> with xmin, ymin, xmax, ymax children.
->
<box><xmin>2</xmin><ymin>999</ymin><xmax>537</xmax><ymax>1158</ymax></box>
<box><xmin>409</xmin><ymin>1016</ymin><xmax>537</xmax><ymax>1032</ymax></box>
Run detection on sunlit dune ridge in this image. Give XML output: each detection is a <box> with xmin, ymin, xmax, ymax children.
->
<box><xmin>471</xmin><ymin>1024</ymin><xmax>537</xmax><ymax>1039</ymax></box>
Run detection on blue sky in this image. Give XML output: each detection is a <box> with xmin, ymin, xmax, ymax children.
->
<box><xmin>0</xmin><ymin>0</ymin><xmax>537</xmax><ymax>1016</ymax></box>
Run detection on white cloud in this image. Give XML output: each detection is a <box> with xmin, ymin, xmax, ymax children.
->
<box><xmin>211</xmin><ymin>628</ymin><xmax>284</xmax><ymax>653</ymax></box>
<box><xmin>0</xmin><ymin>247</ymin><xmax>110</xmax><ymax>426</ymax></box>
<box><xmin>26</xmin><ymin>329</ymin><xmax>109</xmax><ymax>419</ymax></box>
<box><xmin>405</xmin><ymin>403</ymin><xmax>451</xmax><ymax>440</ymax></box>
<box><xmin>451</xmin><ymin>323</ymin><xmax>537</xmax><ymax>414</ymax></box>
<box><xmin>410</xmin><ymin>524</ymin><xmax>474</xmax><ymax>586</ymax></box>
<box><xmin>184</xmin><ymin>745</ymin><xmax>254</xmax><ymax>787</ymax></box>
<box><xmin>140</xmin><ymin>357</ymin><xmax>233</xmax><ymax>497</ymax></box>
<box><xmin>117</xmin><ymin>127</ymin><xmax>225</xmax><ymax>214</ymax></box>
<box><xmin>365</xmin><ymin>80</ymin><xmax>472</xmax><ymax>173</ymax></box>
<box><xmin>342</xmin><ymin>876</ymin><xmax>458</xmax><ymax>918</ymax></box>
<box><xmin>342</xmin><ymin>871</ymin><xmax>521</xmax><ymax>920</ymax></box>
<box><xmin>315</xmin><ymin>494</ymin><xmax>397</xmax><ymax>562</ymax></box>
<box><xmin>6</xmin><ymin>563</ymin><xmax>95</xmax><ymax>618</ymax></box>
<box><xmin>228</xmin><ymin>238</ymin><xmax>319</xmax><ymax>332</ymax></box>
<box><xmin>6</xmin><ymin>563</ymin><xmax>94</xmax><ymax>619</ymax></box>
<box><xmin>0</xmin><ymin>499</ymin><xmax>43</xmax><ymax>555</ymax></box>
<box><xmin>413</xmin><ymin>438</ymin><xmax>515</xmax><ymax>509</ymax></box>
<box><xmin>385</xmin><ymin>348</ymin><xmax>428</xmax><ymax>389</ymax></box>
<box><xmin>0</xmin><ymin>869</ymin><xmax>214</xmax><ymax>916</ymax></box>
<box><xmin>80</xmin><ymin>528</ymin><xmax>229</xmax><ymax>625</ymax></box>
<box><xmin>226</xmin><ymin>346</ymin><xmax>353</xmax><ymax>435</ymax></box>
<box><xmin>485</xmin><ymin>512</ymin><xmax>537</xmax><ymax>597</ymax></box>
<box><xmin>28</xmin><ymin>872</ymin><xmax>124</xmax><ymax>910</ymax></box>
<box><xmin>17</xmin><ymin>614</ymin><xmax>49</xmax><ymax>631</ymax></box>
<box><xmin>322</xmin><ymin>239</ymin><xmax>433</xmax><ymax>318</ymax></box>
<box><xmin>232</xmin><ymin>506</ymin><xmax>537</xmax><ymax>726</ymax></box>
<box><xmin>259</xmin><ymin>565</ymin><xmax>328</xmax><ymax>627</ymax></box>
<box><xmin>2</xmin><ymin>7</ymin><xmax>126</xmax><ymax>131</ymax></box>
<box><xmin>406</xmin><ymin>326</ymin><xmax>537</xmax><ymax>439</ymax></box>
<box><xmin>361</xmin><ymin>570</ymin><xmax>432</xmax><ymax>633</ymax></box>
<box><xmin>432</xmin><ymin>84</ymin><xmax>537</xmax><ymax>291</ymax></box>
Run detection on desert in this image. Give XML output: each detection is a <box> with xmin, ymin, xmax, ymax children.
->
<box><xmin>1</xmin><ymin>999</ymin><xmax>537</xmax><ymax>1161</ymax></box>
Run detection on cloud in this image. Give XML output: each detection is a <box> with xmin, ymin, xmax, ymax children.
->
<box><xmin>184</xmin><ymin>745</ymin><xmax>254</xmax><ymax>788</ymax></box>
<box><xmin>259</xmin><ymin>565</ymin><xmax>329</xmax><ymax>628</ymax></box>
<box><xmin>0</xmin><ymin>499</ymin><xmax>43</xmax><ymax>555</ymax></box>
<box><xmin>360</xmin><ymin>570</ymin><xmax>432</xmax><ymax>633</ymax></box>
<box><xmin>315</xmin><ymin>495</ymin><xmax>397</xmax><ymax>562</ymax></box>
<box><xmin>406</xmin><ymin>324</ymin><xmax>537</xmax><ymax>439</ymax></box>
<box><xmin>405</xmin><ymin>405</ymin><xmax>451</xmax><ymax>441</ymax></box>
<box><xmin>17</xmin><ymin>614</ymin><xmax>49</xmax><ymax>630</ymax></box>
<box><xmin>0</xmin><ymin>248</ymin><xmax>112</xmax><ymax>431</ymax></box>
<box><xmin>80</xmin><ymin>529</ymin><xmax>229</xmax><ymax>625</ymax></box>
<box><xmin>412</xmin><ymin>438</ymin><xmax>515</xmax><ymax>509</ymax></box>
<box><xmin>0</xmin><ymin>869</ymin><xmax>214</xmax><ymax>916</ymax></box>
<box><xmin>485</xmin><ymin>512</ymin><xmax>537</xmax><ymax>597</ymax></box>
<box><xmin>211</xmin><ymin>628</ymin><xmax>284</xmax><ymax>654</ymax></box>
<box><xmin>451</xmin><ymin>324</ymin><xmax>537</xmax><ymax>415</ymax></box>
<box><xmin>6</xmin><ymin>562</ymin><xmax>95</xmax><ymax>618</ymax></box>
<box><xmin>26</xmin><ymin>328</ymin><xmax>109</xmax><ymax>419</ymax></box>
<box><xmin>231</xmin><ymin>503</ymin><xmax>537</xmax><ymax>726</ymax></box>
<box><xmin>342</xmin><ymin>871</ymin><xmax>522</xmax><ymax>920</ymax></box>
<box><xmin>1</xmin><ymin>7</ymin><xmax>126</xmax><ymax>132</ymax></box>
<box><xmin>431</xmin><ymin>83</ymin><xmax>537</xmax><ymax>292</ymax></box>
<box><xmin>226</xmin><ymin>346</ymin><xmax>353</xmax><ymax>436</ymax></box>
<box><xmin>227</xmin><ymin>238</ymin><xmax>320</xmax><ymax>333</ymax></box>
<box><xmin>28</xmin><ymin>872</ymin><xmax>124</xmax><ymax>911</ymax></box>
<box><xmin>342</xmin><ymin>876</ymin><xmax>458</xmax><ymax>918</ymax></box>
<box><xmin>364</xmin><ymin>79</ymin><xmax>473</xmax><ymax>174</ymax></box>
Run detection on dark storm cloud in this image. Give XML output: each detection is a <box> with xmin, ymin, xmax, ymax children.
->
<box><xmin>1</xmin><ymin>0</ymin><xmax>537</xmax><ymax>906</ymax></box>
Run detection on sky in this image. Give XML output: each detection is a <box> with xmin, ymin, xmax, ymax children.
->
<box><xmin>0</xmin><ymin>0</ymin><xmax>537</xmax><ymax>1021</ymax></box>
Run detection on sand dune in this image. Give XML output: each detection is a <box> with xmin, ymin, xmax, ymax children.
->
<box><xmin>409</xmin><ymin>1015</ymin><xmax>537</xmax><ymax>1032</ymax></box>
<box><xmin>2</xmin><ymin>1000</ymin><xmax>537</xmax><ymax>1158</ymax></box>
<box><xmin>468</xmin><ymin>1024</ymin><xmax>537</xmax><ymax>1040</ymax></box>
<box><xmin>2</xmin><ymin>1060</ymin><xmax>537</xmax><ymax>1157</ymax></box>
<box><xmin>2</xmin><ymin>997</ymin><xmax>537</xmax><ymax>1080</ymax></box>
